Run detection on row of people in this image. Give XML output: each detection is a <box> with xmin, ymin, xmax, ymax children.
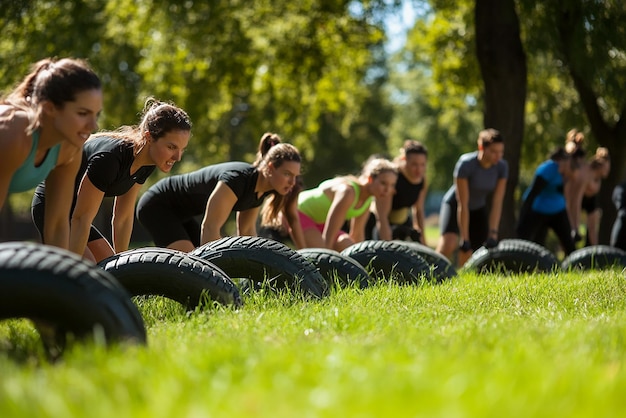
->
<box><xmin>2</xmin><ymin>57</ymin><xmax>625</xmax><ymax>265</ymax></box>
<box><xmin>1</xmin><ymin>58</ymin><xmax>302</xmax><ymax>263</ymax></box>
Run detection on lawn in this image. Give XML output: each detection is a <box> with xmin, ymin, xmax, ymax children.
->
<box><xmin>1</xmin><ymin>268</ymin><xmax>626</xmax><ymax>417</ymax></box>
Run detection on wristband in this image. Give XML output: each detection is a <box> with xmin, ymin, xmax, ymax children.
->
<box><xmin>489</xmin><ymin>229</ymin><xmax>498</xmax><ymax>235</ymax></box>
<box><xmin>459</xmin><ymin>240</ymin><xmax>472</xmax><ymax>252</ymax></box>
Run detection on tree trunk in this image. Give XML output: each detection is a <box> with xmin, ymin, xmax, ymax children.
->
<box><xmin>556</xmin><ymin>6</ymin><xmax>626</xmax><ymax>244</ymax></box>
<box><xmin>475</xmin><ymin>0</ymin><xmax>527</xmax><ymax>238</ymax></box>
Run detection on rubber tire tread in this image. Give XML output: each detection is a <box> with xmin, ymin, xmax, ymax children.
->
<box><xmin>393</xmin><ymin>241</ymin><xmax>457</xmax><ymax>281</ymax></box>
<box><xmin>191</xmin><ymin>236</ymin><xmax>328</xmax><ymax>298</ymax></box>
<box><xmin>340</xmin><ymin>240</ymin><xmax>431</xmax><ymax>284</ymax></box>
<box><xmin>0</xmin><ymin>242</ymin><xmax>146</xmax><ymax>348</ymax></box>
<box><xmin>98</xmin><ymin>247</ymin><xmax>242</xmax><ymax>309</ymax></box>
<box><xmin>561</xmin><ymin>245</ymin><xmax>626</xmax><ymax>270</ymax></box>
<box><xmin>298</xmin><ymin>248</ymin><xmax>372</xmax><ymax>289</ymax></box>
<box><xmin>463</xmin><ymin>238</ymin><xmax>559</xmax><ymax>274</ymax></box>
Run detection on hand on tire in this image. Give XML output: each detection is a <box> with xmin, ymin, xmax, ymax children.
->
<box><xmin>483</xmin><ymin>237</ymin><xmax>498</xmax><ymax>249</ymax></box>
<box><xmin>459</xmin><ymin>240</ymin><xmax>472</xmax><ymax>252</ymax></box>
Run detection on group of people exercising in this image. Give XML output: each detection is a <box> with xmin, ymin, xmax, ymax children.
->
<box><xmin>1</xmin><ymin>57</ymin><xmax>625</xmax><ymax>268</ymax></box>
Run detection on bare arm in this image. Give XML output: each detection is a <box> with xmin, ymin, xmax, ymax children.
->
<box><xmin>488</xmin><ymin>177</ymin><xmax>507</xmax><ymax>239</ymax></box>
<box><xmin>0</xmin><ymin>112</ymin><xmax>30</xmax><ymax>210</ymax></box>
<box><xmin>322</xmin><ymin>184</ymin><xmax>354</xmax><ymax>249</ymax></box>
<box><xmin>455</xmin><ymin>177</ymin><xmax>470</xmax><ymax>242</ymax></box>
<box><xmin>283</xmin><ymin>197</ymin><xmax>306</xmax><ymax>249</ymax></box>
<box><xmin>237</xmin><ymin>206</ymin><xmax>261</xmax><ymax>236</ymax></box>
<box><xmin>41</xmin><ymin>146</ymin><xmax>82</xmax><ymax>249</ymax></box>
<box><xmin>412</xmin><ymin>179</ymin><xmax>428</xmax><ymax>244</ymax></box>
<box><xmin>349</xmin><ymin>208</ymin><xmax>370</xmax><ymax>244</ymax></box>
<box><xmin>200</xmin><ymin>181</ymin><xmax>238</xmax><ymax>244</ymax></box>
<box><xmin>565</xmin><ymin>169</ymin><xmax>586</xmax><ymax>233</ymax></box>
<box><xmin>69</xmin><ymin>174</ymin><xmax>105</xmax><ymax>256</ymax></box>
<box><xmin>111</xmin><ymin>183</ymin><xmax>142</xmax><ymax>253</ymax></box>
<box><xmin>373</xmin><ymin>194</ymin><xmax>392</xmax><ymax>241</ymax></box>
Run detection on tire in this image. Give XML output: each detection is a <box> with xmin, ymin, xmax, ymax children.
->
<box><xmin>463</xmin><ymin>238</ymin><xmax>560</xmax><ymax>274</ymax></box>
<box><xmin>191</xmin><ymin>236</ymin><xmax>328</xmax><ymax>299</ymax></box>
<box><xmin>393</xmin><ymin>240</ymin><xmax>458</xmax><ymax>282</ymax></box>
<box><xmin>98</xmin><ymin>247</ymin><xmax>242</xmax><ymax>310</ymax></box>
<box><xmin>0</xmin><ymin>242</ymin><xmax>146</xmax><ymax>358</ymax></box>
<box><xmin>298</xmin><ymin>248</ymin><xmax>372</xmax><ymax>289</ymax></box>
<box><xmin>561</xmin><ymin>245</ymin><xmax>626</xmax><ymax>271</ymax></box>
<box><xmin>340</xmin><ymin>240</ymin><xmax>431</xmax><ymax>284</ymax></box>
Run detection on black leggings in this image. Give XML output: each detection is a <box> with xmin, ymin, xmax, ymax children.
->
<box><xmin>136</xmin><ymin>190</ymin><xmax>201</xmax><ymax>248</ymax></box>
<box><xmin>31</xmin><ymin>195</ymin><xmax>105</xmax><ymax>243</ymax></box>
<box><xmin>439</xmin><ymin>200</ymin><xmax>488</xmax><ymax>251</ymax></box>
<box><xmin>517</xmin><ymin>209</ymin><xmax>575</xmax><ymax>255</ymax></box>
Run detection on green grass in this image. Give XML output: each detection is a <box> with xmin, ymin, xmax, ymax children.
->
<box><xmin>2</xmin><ymin>269</ymin><xmax>626</xmax><ymax>417</ymax></box>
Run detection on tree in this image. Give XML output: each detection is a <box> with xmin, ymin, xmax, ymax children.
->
<box><xmin>518</xmin><ymin>0</ymin><xmax>626</xmax><ymax>243</ymax></box>
<box><xmin>394</xmin><ymin>0</ymin><xmax>626</xmax><ymax>243</ymax></box>
<box><xmin>475</xmin><ymin>0</ymin><xmax>527</xmax><ymax>238</ymax></box>
<box><xmin>0</xmin><ymin>0</ymin><xmax>399</xmax><ymax>239</ymax></box>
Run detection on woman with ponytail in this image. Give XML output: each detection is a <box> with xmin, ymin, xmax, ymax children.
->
<box><xmin>32</xmin><ymin>97</ymin><xmax>191</xmax><ymax>262</ymax></box>
<box><xmin>0</xmin><ymin>57</ymin><xmax>102</xmax><ymax>249</ymax></box>
<box><xmin>136</xmin><ymin>132</ymin><xmax>302</xmax><ymax>252</ymax></box>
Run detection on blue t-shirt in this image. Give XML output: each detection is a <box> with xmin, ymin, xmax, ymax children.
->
<box><xmin>523</xmin><ymin>160</ymin><xmax>565</xmax><ymax>215</ymax></box>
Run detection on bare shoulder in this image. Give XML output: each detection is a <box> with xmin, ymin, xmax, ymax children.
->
<box><xmin>329</xmin><ymin>178</ymin><xmax>356</xmax><ymax>198</ymax></box>
<box><xmin>0</xmin><ymin>106</ymin><xmax>32</xmax><ymax>166</ymax></box>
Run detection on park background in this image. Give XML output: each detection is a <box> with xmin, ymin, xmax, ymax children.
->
<box><xmin>1</xmin><ymin>0</ymin><xmax>625</xmax><ymax>248</ymax></box>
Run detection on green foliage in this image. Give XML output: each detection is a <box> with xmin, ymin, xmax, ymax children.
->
<box><xmin>387</xmin><ymin>0</ymin><xmax>482</xmax><ymax>191</ymax></box>
<box><xmin>0</xmin><ymin>0</ymin><xmax>398</xmax><ymax>190</ymax></box>
<box><xmin>2</xmin><ymin>270</ymin><xmax>626</xmax><ymax>416</ymax></box>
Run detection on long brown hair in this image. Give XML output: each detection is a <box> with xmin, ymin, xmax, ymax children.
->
<box><xmin>90</xmin><ymin>97</ymin><xmax>191</xmax><ymax>151</ymax></box>
<box><xmin>1</xmin><ymin>57</ymin><xmax>101</xmax><ymax>135</ymax></box>
<box><xmin>256</xmin><ymin>133</ymin><xmax>301</xmax><ymax>225</ymax></box>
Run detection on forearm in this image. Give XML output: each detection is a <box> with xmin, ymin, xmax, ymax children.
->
<box><xmin>586</xmin><ymin>210</ymin><xmax>601</xmax><ymax>245</ymax></box>
<box><xmin>377</xmin><ymin>219</ymin><xmax>392</xmax><ymax>241</ymax></box>
<box><xmin>43</xmin><ymin>221</ymin><xmax>70</xmax><ymax>250</ymax></box>
<box><xmin>112</xmin><ymin>216</ymin><xmax>134</xmax><ymax>253</ymax></box>
<box><xmin>238</xmin><ymin>225</ymin><xmax>256</xmax><ymax>236</ymax></box>
<box><xmin>201</xmin><ymin>224</ymin><xmax>222</xmax><ymax>245</ymax></box>
<box><xmin>350</xmin><ymin>228</ymin><xmax>365</xmax><ymax>244</ymax></box>
<box><xmin>285</xmin><ymin>213</ymin><xmax>306</xmax><ymax>249</ymax></box>
<box><xmin>69</xmin><ymin>216</ymin><xmax>93</xmax><ymax>256</ymax></box>
<box><xmin>458</xmin><ymin>205</ymin><xmax>470</xmax><ymax>241</ymax></box>
<box><xmin>489</xmin><ymin>204</ymin><xmax>503</xmax><ymax>232</ymax></box>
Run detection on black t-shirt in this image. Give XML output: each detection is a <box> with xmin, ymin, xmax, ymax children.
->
<box><xmin>146</xmin><ymin>161</ymin><xmax>273</xmax><ymax>219</ymax></box>
<box><xmin>79</xmin><ymin>136</ymin><xmax>155</xmax><ymax>196</ymax></box>
<box><xmin>392</xmin><ymin>171</ymin><xmax>424</xmax><ymax>210</ymax></box>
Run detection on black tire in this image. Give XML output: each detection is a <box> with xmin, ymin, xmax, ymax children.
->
<box><xmin>462</xmin><ymin>238</ymin><xmax>560</xmax><ymax>274</ymax></box>
<box><xmin>297</xmin><ymin>248</ymin><xmax>372</xmax><ymax>289</ymax></box>
<box><xmin>393</xmin><ymin>240</ymin><xmax>458</xmax><ymax>282</ymax></box>
<box><xmin>561</xmin><ymin>245</ymin><xmax>626</xmax><ymax>270</ymax></box>
<box><xmin>191</xmin><ymin>236</ymin><xmax>328</xmax><ymax>298</ymax></box>
<box><xmin>0</xmin><ymin>242</ymin><xmax>146</xmax><ymax>357</ymax></box>
<box><xmin>340</xmin><ymin>240</ymin><xmax>431</xmax><ymax>284</ymax></box>
<box><xmin>98</xmin><ymin>247</ymin><xmax>242</xmax><ymax>310</ymax></box>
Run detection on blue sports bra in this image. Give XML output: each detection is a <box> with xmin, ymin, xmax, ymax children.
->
<box><xmin>8</xmin><ymin>130</ymin><xmax>61</xmax><ymax>193</ymax></box>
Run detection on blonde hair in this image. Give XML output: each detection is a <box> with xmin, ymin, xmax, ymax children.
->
<box><xmin>565</xmin><ymin>128</ymin><xmax>585</xmax><ymax>154</ymax></box>
<box><xmin>590</xmin><ymin>147</ymin><xmax>610</xmax><ymax>170</ymax></box>
<box><xmin>361</xmin><ymin>157</ymin><xmax>398</xmax><ymax>179</ymax></box>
